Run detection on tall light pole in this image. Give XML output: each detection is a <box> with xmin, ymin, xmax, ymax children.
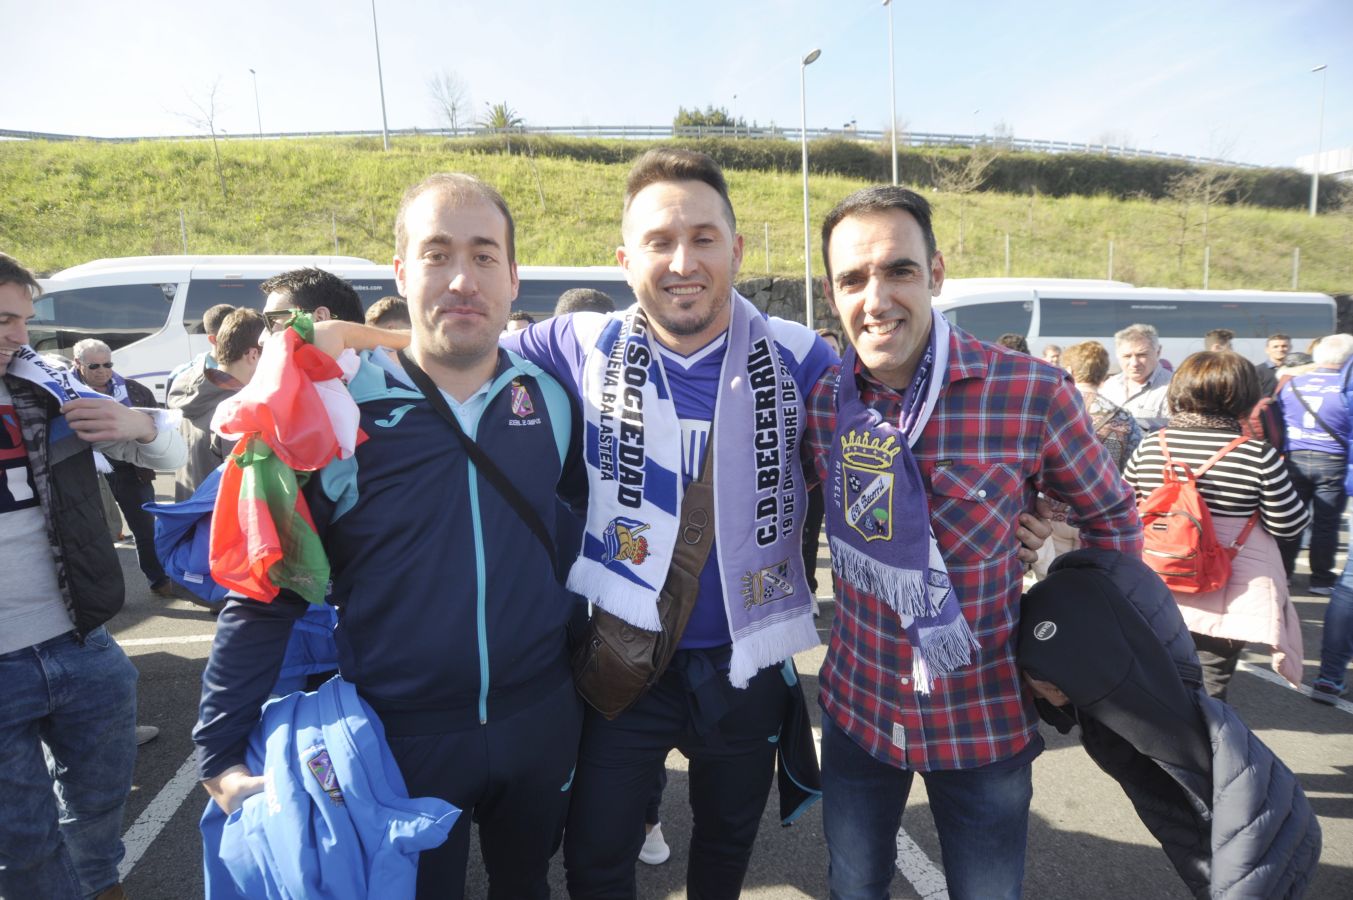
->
<box><xmin>883</xmin><ymin>0</ymin><xmax>898</xmax><ymax>184</ymax></box>
<box><xmin>370</xmin><ymin>0</ymin><xmax>391</xmax><ymax>151</ymax></box>
<box><xmin>248</xmin><ymin>68</ymin><xmax>262</xmax><ymax>139</ymax></box>
<box><xmin>801</xmin><ymin>48</ymin><xmax>821</xmax><ymax>327</ymax></box>
<box><xmin>1310</xmin><ymin>63</ymin><xmax>1328</xmax><ymax>217</ymax></box>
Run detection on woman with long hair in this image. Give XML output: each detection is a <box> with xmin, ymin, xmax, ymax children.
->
<box><xmin>1124</xmin><ymin>351</ymin><xmax>1308</xmax><ymax>700</ymax></box>
<box><xmin>1032</xmin><ymin>341</ymin><xmax>1140</xmax><ymax>577</ymax></box>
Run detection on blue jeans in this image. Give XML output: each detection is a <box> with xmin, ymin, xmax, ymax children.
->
<box><xmin>821</xmin><ymin>717</ymin><xmax>1032</xmax><ymax>900</ymax></box>
<box><xmin>0</xmin><ymin>627</ymin><xmax>139</xmax><ymax>900</ymax></box>
<box><xmin>1283</xmin><ymin>450</ymin><xmax>1348</xmax><ymax>587</ymax></box>
<box><xmin>1319</xmin><ymin>561</ymin><xmax>1353</xmax><ymax>688</ymax></box>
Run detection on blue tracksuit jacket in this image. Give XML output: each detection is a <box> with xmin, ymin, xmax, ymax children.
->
<box><xmin>201</xmin><ymin>676</ymin><xmax>459</xmax><ymax>899</ymax></box>
<box><xmin>195</xmin><ymin>348</ymin><xmax>585</xmax><ymax>779</ymax></box>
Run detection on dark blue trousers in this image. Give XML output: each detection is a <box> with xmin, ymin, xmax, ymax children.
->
<box><xmin>386</xmin><ymin>676</ymin><xmax>582</xmax><ymax>900</ymax></box>
<box><xmin>563</xmin><ymin>647</ymin><xmax>790</xmax><ymax>900</ymax></box>
<box><xmin>106</xmin><ymin>467</ymin><xmax>165</xmax><ymax>586</ymax></box>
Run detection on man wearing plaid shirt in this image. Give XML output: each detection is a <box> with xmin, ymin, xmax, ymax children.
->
<box><xmin>805</xmin><ymin>186</ymin><xmax>1142</xmax><ymax>899</ymax></box>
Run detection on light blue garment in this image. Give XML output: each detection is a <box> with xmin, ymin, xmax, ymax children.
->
<box><xmin>201</xmin><ymin>677</ymin><xmax>459</xmax><ymax>900</ymax></box>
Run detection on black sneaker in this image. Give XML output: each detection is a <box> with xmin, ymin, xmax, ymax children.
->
<box><xmin>1311</xmin><ymin>681</ymin><xmax>1346</xmax><ymax>705</ymax></box>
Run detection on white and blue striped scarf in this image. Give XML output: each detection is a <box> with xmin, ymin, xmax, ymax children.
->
<box><xmin>569</xmin><ymin>294</ymin><xmax>818</xmax><ymax>687</ymax></box>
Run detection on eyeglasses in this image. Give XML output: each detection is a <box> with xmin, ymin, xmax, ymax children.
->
<box><xmin>83</xmin><ymin>362</ymin><xmax>115</xmax><ymax>370</ymax></box>
<box><xmin>263</xmin><ymin>309</ymin><xmax>298</xmax><ymax>332</ymax></box>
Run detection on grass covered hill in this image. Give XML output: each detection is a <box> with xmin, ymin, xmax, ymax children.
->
<box><xmin>1</xmin><ymin>135</ymin><xmax>1350</xmax><ymax>294</ymax></box>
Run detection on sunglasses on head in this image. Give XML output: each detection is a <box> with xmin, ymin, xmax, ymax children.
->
<box><xmin>83</xmin><ymin>362</ymin><xmax>114</xmax><ymax>370</ymax></box>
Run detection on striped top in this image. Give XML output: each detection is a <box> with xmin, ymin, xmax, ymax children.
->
<box><xmin>1124</xmin><ymin>427</ymin><xmax>1308</xmax><ymax>539</ymax></box>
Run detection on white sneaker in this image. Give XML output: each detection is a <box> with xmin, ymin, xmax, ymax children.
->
<box><xmin>136</xmin><ymin>725</ymin><xmax>159</xmax><ymax>746</ymax></box>
<box><xmin>638</xmin><ymin>823</ymin><xmax>670</xmax><ymax>865</ymax></box>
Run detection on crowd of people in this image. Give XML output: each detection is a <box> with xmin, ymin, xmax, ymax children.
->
<box><xmin>1034</xmin><ymin>323</ymin><xmax>1353</xmax><ymax>709</ymax></box>
<box><xmin>0</xmin><ymin>146</ymin><xmax>1341</xmax><ymax>900</ymax></box>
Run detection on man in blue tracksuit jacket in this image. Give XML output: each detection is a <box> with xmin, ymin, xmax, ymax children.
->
<box><xmin>194</xmin><ymin>173</ymin><xmax>586</xmax><ymax>900</ymax></box>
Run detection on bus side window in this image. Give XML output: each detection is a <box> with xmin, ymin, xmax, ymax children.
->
<box><xmin>946</xmin><ymin>301</ymin><xmax>1032</xmax><ymax>342</ymax></box>
<box><xmin>26</xmin><ymin>283</ymin><xmax>171</xmax><ymax>356</ymax></box>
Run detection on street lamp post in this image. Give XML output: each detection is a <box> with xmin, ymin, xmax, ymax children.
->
<box><xmin>248</xmin><ymin>68</ymin><xmax>262</xmax><ymax>139</ymax></box>
<box><xmin>801</xmin><ymin>48</ymin><xmax>821</xmax><ymax>328</ymax></box>
<box><xmin>370</xmin><ymin>0</ymin><xmax>391</xmax><ymax>151</ymax></box>
<box><xmin>883</xmin><ymin>0</ymin><xmax>898</xmax><ymax>184</ymax></box>
<box><xmin>1310</xmin><ymin>64</ymin><xmax>1328</xmax><ymax>217</ymax></box>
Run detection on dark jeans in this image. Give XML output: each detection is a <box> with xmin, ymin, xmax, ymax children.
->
<box><xmin>644</xmin><ymin>767</ymin><xmax>668</xmax><ymax>827</ymax></box>
<box><xmin>563</xmin><ymin>648</ymin><xmax>789</xmax><ymax>900</ymax></box>
<box><xmin>106</xmin><ymin>467</ymin><xmax>165</xmax><ymax>586</ymax></box>
<box><xmin>1319</xmin><ymin>560</ymin><xmax>1353</xmax><ymax>688</ymax></box>
<box><xmin>386</xmin><ymin>676</ymin><xmax>582</xmax><ymax>900</ymax></box>
<box><xmin>820</xmin><ymin>717</ymin><xmax>1032</xmax><ymax>900</ymax></box>
<box><xmin>1281</xmin><ymin>449</ymin><xmax>1347</xmax><ymax>588</ymax></box>
<box><xmin>1190</xmin><ymin>632</ymin><xmax>1247</xmax><ymax>701</ymax></box>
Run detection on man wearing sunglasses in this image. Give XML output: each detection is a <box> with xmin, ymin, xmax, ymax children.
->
<box><xmin>73</xmin><ymin>339</ymin><xmax>174</xmax><ymax>601</ymax></box>
<box><xmin>261</xmin><ymin>267</ymin><xmax>365</xmax><ymax>332</ymax></box>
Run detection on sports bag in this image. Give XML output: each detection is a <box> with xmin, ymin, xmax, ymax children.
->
<box><xmin>1139</xmin><ymin>431</ymin><xmax>1257</xmax><ymax>594</ymax></box>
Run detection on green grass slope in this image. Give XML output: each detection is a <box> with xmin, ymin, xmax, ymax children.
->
<box><xmin>1</xmin><ymin>137</ymin><xmax>1349</xmax><ymax>294</ymax></box>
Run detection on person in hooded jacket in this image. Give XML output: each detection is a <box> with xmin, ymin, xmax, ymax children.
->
<box><xmin>169</xmin><ymin>309</ymin><xmax>265</xmax><ymax>501</ymax></box>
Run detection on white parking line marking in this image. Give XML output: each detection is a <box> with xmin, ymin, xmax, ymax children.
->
<box><xmin>896</xmin><ymin>827</ymin><xmax>949</xmax><ymax>899</ymax></box>
<box><xmin>118</xmin><ymin>634</ymin><xmax>216</xmax><ymax>648</ymax></box>
<box><xmin>1237</xmin><ymin>660</ymin><xmax>1353</xmax><ymax>714</ymax></box>
<box><xmin>119</xmin><ymin>753</ymin><xmax>201</xmax><ymax>880</ymax></box>
<box><xmin>811</xmin><ymin>726</ymin><xmax>949</xmax><ymax>897</ymax></box>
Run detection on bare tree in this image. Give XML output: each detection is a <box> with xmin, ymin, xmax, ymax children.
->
<box><xmin>1165</xmin><ymin>165</ymin><xmax>1243</xmax><ymax>284</ymax></box>
<box><xmin>427</xmin><ymin>70</ymin><xmax>469</xmax><ymax>135</ymax></box>
<box><xmin>928</xmin><ymin>144</ymin><xmax>1000</xmax><ymax>254</ymax></box>
<box><xmin>177</xmin><ymin>80</ymin><xmax>229</xmax><ymax>201</ymax></box>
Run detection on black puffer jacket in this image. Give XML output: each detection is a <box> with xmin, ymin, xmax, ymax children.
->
<box><xmin>1020</xmin><ymin>549</ymin><xmax>1321</xmax><ymax>899</ymax></box>
<box><xmin>7</xmin><ymin>376</ymin><xmax>126</xmax><ymax>636</ymax></box>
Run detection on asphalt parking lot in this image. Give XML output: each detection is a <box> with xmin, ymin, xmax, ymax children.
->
<box><xmin>109</xmin><ymin>481</ymin><xmax>1352</xmax><ymax>898</ymax></box>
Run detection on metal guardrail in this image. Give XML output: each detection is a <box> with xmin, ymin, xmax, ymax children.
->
<box><xmin>0</xmin><ymin>125</ymin><xmax>1257</xmax><ymax>168</ymax></box>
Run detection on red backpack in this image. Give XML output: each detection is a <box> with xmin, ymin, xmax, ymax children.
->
<box><xmin>1138</xmin><ymin>432</ymin><xmax>1258</xmax><ymax>594</ymax></box>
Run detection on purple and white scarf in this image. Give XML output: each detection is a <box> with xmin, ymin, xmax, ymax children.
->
<box><xmin>570</xmin><ymin>293</ymin><xmax>818</xmax><ymax>687</ymax></box>
<box><xmin>826</xmin><ymin>313</ymin><xmax>977</xmax><ymax>693</ymax></box>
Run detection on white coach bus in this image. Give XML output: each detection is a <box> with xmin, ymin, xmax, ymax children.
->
<box><xmin>31</xmin><ymin>256</ymin><xmax>634</xmax><ymax>402</ymax></box>
<box><xmin>933</xmin><ymin>278</ymin><xmax>1337</xmax><ymax>368</ymax></box>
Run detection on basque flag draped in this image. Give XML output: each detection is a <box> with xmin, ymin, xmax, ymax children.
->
<box><xmin>208</xmin><ymin>316</ymin><xmax>364</xmax><ymax>604</ymax></box>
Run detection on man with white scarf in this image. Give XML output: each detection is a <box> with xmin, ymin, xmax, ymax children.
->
<box><xmin>0</xmin><ymin>253</ymin><xmax>186</xmax><ymax>900</ymax></box>
<box><xmin>503</xmin><ymin>148</ymin><xmax>838</xmax><ymax>898</ymax></box>
<box><xmin>805</xmin><ymin>186</ymin><xmax>1143</xmax><ymax>900</ymax></box>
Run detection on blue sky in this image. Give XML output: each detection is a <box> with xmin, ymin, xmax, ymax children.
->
<box><xmin>2</xmin><ymin>0</ymin><xmax>1348</xmax><ymax>167</ymax></box>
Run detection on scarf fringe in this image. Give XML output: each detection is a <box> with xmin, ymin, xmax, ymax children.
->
<box><xmin>829</xmin><ymin>537</ymin><xmax>938</xmax><ymax>618</ymax></box>
<box><xmin>910</xmin><ymin>614</ymin><xmax>981</xmax><ymax>695</ymax></box>
<box><xmin>566</xmin><ymin>560</ymin><xmax>663</xmax><ymax>631</ymax></box>
<box><xmin>728</xmin><ymin>612</ymin><xmax>821</xmax><ymax>689</ymax></box>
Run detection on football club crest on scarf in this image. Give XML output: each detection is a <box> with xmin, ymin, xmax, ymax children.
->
<box><xmin>603</xmin><ymin>515</ymin><xmax>651</xmax><ymax>565</ymax></box>
<box><xmin>510</xmin><ymin>379</ymin><xmax>535</xmax><ymax>418</ymax></box>
<box><xmin>742</xmin><ymin>560</ymin><xmax>795</xmax><ymax>608</ymax></box>
<box><xmin>841</xmin><ymin>430</ymin><xmax>901</xmax><ymax>542</ymax></box>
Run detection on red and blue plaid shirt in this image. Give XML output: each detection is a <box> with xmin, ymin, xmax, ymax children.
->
<box><xmin>806</xmin><ymin>325</ymin><xmax>1142</xmax><ymax>771</ymax></box>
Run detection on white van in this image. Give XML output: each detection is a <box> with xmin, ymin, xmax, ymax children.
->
<box><xmin>933</xmin><ymin>278</ymin><xmax>1336</xmax><ymax>369</ymax></box>
<box><xmin>32</xmin><ymin>256</ymin><xmax>635</xmax><ymax>402</ymax></box>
